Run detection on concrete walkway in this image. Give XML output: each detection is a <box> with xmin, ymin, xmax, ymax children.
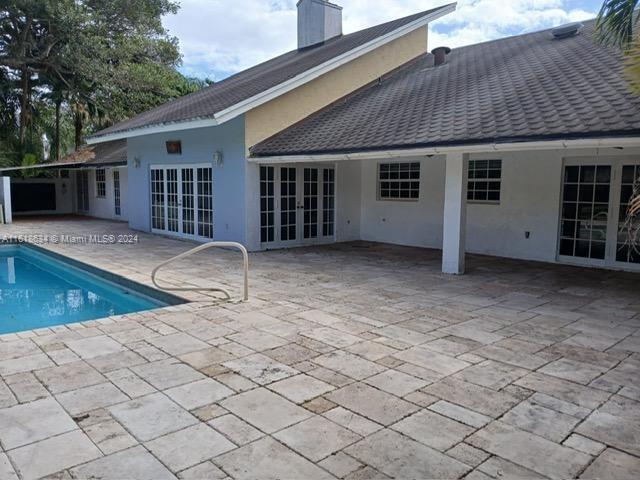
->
<box><xmin>0</xmin><ymin>217</ymin><xmax>639</xmax><ymax>479</ymax></box>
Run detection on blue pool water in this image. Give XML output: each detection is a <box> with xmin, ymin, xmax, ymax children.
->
<box><xmin>0</xmin><ymin>244</ymin><xmax>177</xmax><ymax>334</ymax></box>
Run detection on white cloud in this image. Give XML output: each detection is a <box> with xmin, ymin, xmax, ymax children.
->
<box><xmin>164</xmin><ymin>0</ymin><xmax>599</xmax><ymax>79</ymax></box>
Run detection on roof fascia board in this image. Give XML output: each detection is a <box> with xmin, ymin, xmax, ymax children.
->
<box><xmin>0</xmin><ymin>161</ymin><xmax>127</xmax><ymax>172</ymax></box>
<box><xmin>212</xmin><ymin>3</ymin><xmax>456</xmax><ymax>125</ymax></box>
<box><xmin>86</xmin><ymin>3</ymin><xmax>455</xmax><ymax>144</ymax></box>
<box><xmin>86</xmin><ymin>117</ymin><xmax>219</xmax><ymax>144</ymax></box>
<box><xmin>248</xmin><ymin>137</ymin><xmax>640</xmax><ymax>163</ymax></box>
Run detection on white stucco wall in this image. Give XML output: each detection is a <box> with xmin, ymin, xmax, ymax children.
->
<box><xmin>336</xmin><ymin>160</ymin><xmax>362</xmax><ymax>242</ymax></box>
<box><xmin>126</xmin><ymin>117</ymin><xmax>247</xmax><ymax>243</ymax></box>
<box><xmin>357</xmin><ymin>147</ymin><xmax>640</xmax><ymax>264</ymax></box>
<box><xmin>77</xmin><ymin>167</ymin><xmax>128</xmax><ymax>222</ymax></box>
<box><xmin>359</xmin><ymin>155</ymin><xmax>445</xmax><ymax>248</ymax></box>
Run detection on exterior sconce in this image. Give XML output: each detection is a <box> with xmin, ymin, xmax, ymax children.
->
<box><xmin>133</xmin><ymin>157</ymin><xmax>141</xmax><ymax>168</ymax></box>
<box><xmin>214</xmin><ymin>150</ymin><xmax>224</xmax><ymax>167</ymax></box>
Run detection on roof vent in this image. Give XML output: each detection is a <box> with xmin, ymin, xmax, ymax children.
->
<box><xmin>551</xmin><ymin>22</ymin><xmax>583</xmax><ymax>39</ymax></box>
<box><xmin>431</xmin><ymin>46</ymin><xmax>451</xmax><ymax>66</ymax></box>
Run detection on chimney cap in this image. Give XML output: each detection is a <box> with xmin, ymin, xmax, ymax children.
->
<box><xmin>296</xmin><ymin>0</ymin><xmax>342</xmax><ymax>10</ymax></box>
<box><xmin>431</xmin><ymin>46</ymin><xmax>451</xmax><ymax>55</ymax></box>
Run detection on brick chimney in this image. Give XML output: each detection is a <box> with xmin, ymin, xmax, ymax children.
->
<box><xmin>297</xmin><ymin>0</ymin><xmax>343</xmax><ymax>49</ymax></box>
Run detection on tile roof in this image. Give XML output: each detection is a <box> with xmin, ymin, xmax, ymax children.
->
<box><xmin>59</xmin><ymin>140</ymin><xmax>127</xmax><ymax>167</ymax></box>
<box><xmin>90</xmin><ymin>4</ymin><xmax>453</xmax><ymax>140</ymax></box>
<box><xmin>251</xmin><ymin>20</ymin><xmax>640</xmax><ymax>157</ymax></box>
<box><xmin>0</xmin><ymin>140</ymin><xmax>126</xmax><ymax>173</ymax></box>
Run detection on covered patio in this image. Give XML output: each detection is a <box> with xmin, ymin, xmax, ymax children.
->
<box><xmin>0</xmin><ymin>217</ymin><xmax>639</xmax><ymax>479</ymax></box>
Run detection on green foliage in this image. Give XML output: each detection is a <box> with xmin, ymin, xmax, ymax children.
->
<box><xmin>0</xmin><ymin>0</ymin><xmax>211</xmax><ymax>167</ymax></box>
<box><xmin>596</xmin><ymin>0</ymin><xmax>639</xmax><ymax>47</ymax></box>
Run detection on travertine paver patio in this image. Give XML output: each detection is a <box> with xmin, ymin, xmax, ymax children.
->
<box><xmin>1</xmin><ymin>217</ymin><xmax>639</xmax><ymax>479</ymax></box>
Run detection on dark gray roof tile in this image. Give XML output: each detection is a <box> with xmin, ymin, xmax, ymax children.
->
<box><xmin>91</xmin><ymin>4</ymin><xmax>452</xmax><ymax>139</ymax></box>
<box><xmin>251</xmin><ymin>20</ymin><xmax>640</xmax><ymax>156</ymax></box>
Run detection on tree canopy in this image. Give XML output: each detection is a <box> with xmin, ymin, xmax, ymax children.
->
<box><xmin>0</xmin><ymin>0</ymin><xmax>212</xmax><ymax>167</ymax></box>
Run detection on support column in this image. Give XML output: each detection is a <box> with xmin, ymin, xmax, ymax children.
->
<box><xmin>442</xmin><ymin>152</ymin><xmax>467</xmax><ymax>274</ymax></box>
<box><xmin>0</xmin><ymin>177</ymin><xmax>11</xmax><ymax>224</ymax></box>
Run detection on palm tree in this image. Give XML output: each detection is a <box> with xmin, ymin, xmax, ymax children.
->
<box><xmin>596</xmin><ymin>2</ymin><xmax>640</xmax><ymax>259</ymax></box>
<box><xmin>596</xmin><ymin>0</ymin><xmax>639</xmax><ymax>47</ymax></box>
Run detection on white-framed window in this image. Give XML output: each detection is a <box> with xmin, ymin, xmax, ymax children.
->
<box><xmin>95</xmin><ymin>168</ymin><xmax>106</xmax><ymax>198</ymax></box>
<box><xmin>468</xmin><ymin>159</ymin><xmax>501</xmax><ymax>202</ymax></box>
<box><xmin>378</xmin><ymin>162</ymin><xmax>420</xmax><ymax>200</ymax></box>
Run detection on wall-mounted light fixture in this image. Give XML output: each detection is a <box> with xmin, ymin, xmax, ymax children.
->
<box><xmin>133</xmin><ymin>157</ymin><xmax>141</xmax><ymax>168</ymax></box>
<box><xmin>214</xmin><ymin>150</ymin><xmax>224</xmax><ymax>167</ymax></box>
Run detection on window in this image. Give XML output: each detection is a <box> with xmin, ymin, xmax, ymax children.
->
<box><xmin>378</xmin><ymin>162</ymin><xmax>420</xmax><ymax>200</ymax></box>
<box><xmin>113</xmin><ymin>170</ymin><xmax>121</xmax><ymax>216</ymax></box>
<box><xmin>468</xmin><ymin>159</ymin><xmax>501</xmax><ymax>202</ymax></box>
<box><xmin>95</xmin><ymin>169</ymin><xmax>106</xmax><ymax>197</ymax></box>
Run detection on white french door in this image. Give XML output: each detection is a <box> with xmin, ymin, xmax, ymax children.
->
<box><xmin>558</xmin><ymin>158</ymin><xmax>640</xmax><ymax>270</ymax></box>
<box><xmin>260</xmin><ymin>164</ymin><xmax>336</xmax><ymax>247</ymax></box>
<box><xmin>150</xmin><ymin>164</ymin><xmax>213</xmax><ymax>240</ymax></box>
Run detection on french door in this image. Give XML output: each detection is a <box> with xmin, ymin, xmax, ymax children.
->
<box><xmin>260</xmin><ymin>165</ymin><xmax>335</xmax><ymax>247</ymax></box>
<box><xmin>558</xmin><ymin>158</ymin><xmax>640</xmax><ymax>269</ymax></box>
<box><xmin>150</xmin><ymin>164</ymin><xmax>213</xmax><ymax>240</ymax></box>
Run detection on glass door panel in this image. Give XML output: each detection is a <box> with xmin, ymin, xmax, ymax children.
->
<box><xmin>150</xmin><ymin>169</ymin><xmax>165</xmax><ymax>230</ymax></box>
<box><xmin>181</xmin><ymin>168</ymin><xmax>195</xmax><ymax>235</ymax></box>
<box><xmin>303</xmin><ymin>167</ymin><xmax>319</xmax><ymax>239</ymax></box>
<box><xmin>260</xmin><ymin>166</ymin><xmax>275</xmax><ymax>243</ymax></box>
<box><xmin>166</xmin><ymin>168</ymin><xmax>179</xmax><ymax>233</ymax></box>
<box><xmin>559</xmin><ymin>165</ymin><xmax>610</xmax><ymax>260</ymax></box>
<box><xmin>280</xmin><ymin>167</ymin><xmax>297</xmax><ymax>242</ymax></box>
<box><xmin>322</xmin><ymin>168</ymin><xmax>335</xmax><ymax>237</ymax></box>
<box><xmin>197</xmin><ymin>167</ymin><xmax>213</xmax><ymax>239</ymax></box>
<box><xmin>616</xmin><ymin>164</ymin><xmax>640</xmax><ymax>264</ymax></box>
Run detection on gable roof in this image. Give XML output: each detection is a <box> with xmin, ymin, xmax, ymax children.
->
<box><xmin>88</xmin><ymin>3</ymin><xmax>455</xmax><ymax>143</ymax></box>
<box><xmin>251</xmin><ymin>20</ymin><xmax>640</xmax><ymax>157</ymax></box>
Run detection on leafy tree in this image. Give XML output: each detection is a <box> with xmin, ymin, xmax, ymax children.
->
<box><xmin>0</xmin><ymin>0</ymin><xmax>211</xmax><ymax>165</ymax></box>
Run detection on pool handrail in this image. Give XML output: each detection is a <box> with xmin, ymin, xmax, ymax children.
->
<box><xmin>151</xmin><ymin>241</ymin><xmax>249</xmax><ymax>302</ymax></box>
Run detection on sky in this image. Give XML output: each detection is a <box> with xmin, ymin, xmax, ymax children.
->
<box><xmin>162</xmin><ymin>0</ymin><xmax>602</xmax><ymax>80</ymax></box>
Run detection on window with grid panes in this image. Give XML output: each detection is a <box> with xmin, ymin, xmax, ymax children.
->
<box><xmin>378</xmin><ymin>162</ymin><xmax>420</xmax><ymax>200</ymax></box>
<box><xmin>467</xmin><ymin>159</ymin><xmax>501</xmax><ymax>202</ymax></box>
<box><xmin>95</xmin><ymin>169</ymin><xmax>106</xmax><ymax>197</ymax></box>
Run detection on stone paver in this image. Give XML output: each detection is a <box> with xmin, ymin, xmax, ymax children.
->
<box><xmin>1</xmin><ymin>218</ymin><xmax>639</xmax><ymax>480</ymax></box>
<box><xmin>345</xmin><ymin>428</ymin><xmax>470</xmax><ymax>479</ymax></box>
<box><xmin>109</xmin><ymin>392</ymin><xmax>198</xmax><ymax>441</ymax></box>
<box><xmin>274</xmin><ymin>415</ymin><xmax>361</xmax><ymax>461</ymax></box>
<box><xmin>222</xmin><ymin>353</ymin><xmax>298</xmax><ymax>385</ymax></box>
<box><xmin>267</xmin><ymin>374</ymin><xmax>335</xmax><ymax>403</ymax></box>
<box><xmin>8</xmin><ymin>430</ymin><xmax>101</xmax><ymax>480</ymax></box>
<box><xmin>391</xmin><ymin>408</ymin><xmax>475</xmax><ymax>451</ymax></box>
<box><xmin>215</xmin><ymin>436</ymin><xmax>334</xmax><ymax>480</ymax></box>
<box><xmin>467</xmin><ymin>421</ymin><xmax>592</xmax><ymax>479</ymax></box>
<box><xmin>219</xmin><ymin>387</ymin><xmax>312</xmax><ymax>433</ymax></box>
<box><xmin>69</xmin><ymin>445</ymin><xmax>175</xmax><ymax>480</ymax></box>
<box><xmin>326</xmin><ymin>382</ymin><xmax>419</xmax><ymax>425</ymax></box>
<box><xmin>145</xmin><ymin>424</ymin><xmax>235</xmax><ymax>472</ymax></box>
<box><xmin>164</xmin><ymin>378</ymin><xmax>234</xmax><ymax>410</ymax></box>
<box><xmin>0</xmin><ymin>397</ymin><xmax>77</xmax><ymax>449</ymax></box>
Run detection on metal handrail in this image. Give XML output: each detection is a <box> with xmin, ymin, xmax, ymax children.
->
<box><xmin>151</xmin><ymin>241</ymin><xmax>249</xmax><ymax>302</ymax></box>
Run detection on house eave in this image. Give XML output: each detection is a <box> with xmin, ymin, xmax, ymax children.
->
<box><xmin>248</xmin><ymin>136</ymin><xmax>640</xmax><ymax>163</ymax></box>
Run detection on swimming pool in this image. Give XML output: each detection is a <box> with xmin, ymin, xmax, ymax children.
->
<box><xmin>0</xmin><ymin>244</ymin><xmax>183</xmax><ymax>334</ymax></box>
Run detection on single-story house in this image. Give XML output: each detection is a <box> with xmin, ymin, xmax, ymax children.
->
<box><xmin>3</xmin><ymin>0</ymin><xmax>640</xmax><ymax>274</ymax></box>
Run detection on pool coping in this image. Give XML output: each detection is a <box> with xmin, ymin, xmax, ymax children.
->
<box><xmin>1</xmin><ymin>241</ymin><xmax>187</xmax><ymax>308</ymax></box>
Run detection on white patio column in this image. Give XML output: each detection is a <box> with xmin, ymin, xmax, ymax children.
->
<box><xmin>0</xmin><ymin>176</ymin><xmax>11</xmax><ymax>224</ymax></box>
<box><xmin>442</xmin><ymin>152</ymin><xmax>467</xmax><ymax>274</ymax></box>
